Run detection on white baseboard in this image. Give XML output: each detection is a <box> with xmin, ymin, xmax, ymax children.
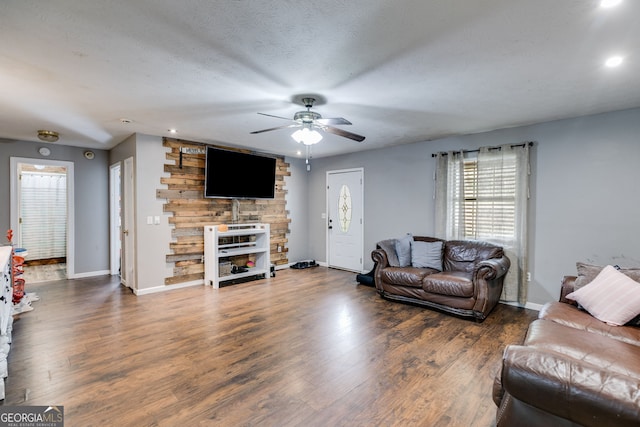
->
<box><xmin>134</xmin><ymin>279</ymin><xmax>203</xmax><ymax>295</ymax></box>
<box><xmin>501</xmin><ymin>300</ymin><xmax>544</xmax><ymax>312</ymax></box>
<box><xmin>68</xmin><ymin>269</ymin><xmax>111</xmax><ymax>279</ymax></box>
<box><xmin>134</xmin><ymin>265</ymin><xmax>290</xmax><ymax>295</ymax></box>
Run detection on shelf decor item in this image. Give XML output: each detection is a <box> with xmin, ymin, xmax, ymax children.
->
<box><xmin>219</xmin><ymin>261</ymin><xmax>232</xmax><ymax>277</ymax></box>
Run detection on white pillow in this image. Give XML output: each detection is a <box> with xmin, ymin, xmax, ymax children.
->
<box><xmin>566</xmin><ymin>265</ymin><xmax>640</xmax><ymax>326</ymax></box>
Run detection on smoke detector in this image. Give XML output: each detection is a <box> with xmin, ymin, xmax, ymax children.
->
<box><xmin>37</xmin><ymin>130</ymin><xmax>59</xmax><ymax>142</ymax></box>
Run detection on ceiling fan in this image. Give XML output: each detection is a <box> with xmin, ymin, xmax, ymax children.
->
<box><xmin>250</xmin><ymin>97</ymin><xmax>365</xmax><ymax>144</ymax></box>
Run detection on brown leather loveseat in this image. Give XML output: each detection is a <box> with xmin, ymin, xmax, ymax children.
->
<box><xmin>371</xmin><ymin>235</ymin><xmax>510</xmax><ymax>321</ymax></box>
<box><xmin>493</xmin><ymin>273</ymin><xmax>640</xmax><ymax>427</ymax></box>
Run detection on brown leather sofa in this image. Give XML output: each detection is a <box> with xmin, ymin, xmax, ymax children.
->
<box><xmin>371</xmin><ymin>236</ymin><xmax>510</xmax><ymax>321</ymax></box>
<box><xmin>493</xmin><ymin>275</ymin><xmax>640</xmax><ymax>427</ymax></box>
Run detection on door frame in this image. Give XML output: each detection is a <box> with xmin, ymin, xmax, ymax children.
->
<box><xmin>109</xmin><ymin>162</ymin><xmax>122</xmax><ymax>276</ymax></box>
<box><xmin>326</xmin><ymin>167</ymin><xmax>364</xmax><ymax>272</ymax></box>
<box><xmin>9</xmin><ymin>156</ymin><xmax>75</xmax><ymax>278</ymax></box>
<box><xmin>120</xmin><ymin>156</ymin><xmax>136</xmax><ymax>290</ymax></box>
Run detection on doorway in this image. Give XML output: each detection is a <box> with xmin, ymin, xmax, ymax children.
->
<box><xmin>119</xmin><ymin>157</ymin><xmax>136</xmax><ymax>290</ymax></box>
<box><xmin>109</xmin><ymin>162</ymin><xmax>122</xmax><ymax>276</ymax></box>
<box><xmin>327</xmin><ymin>168</ymin><xmax>364</xmax><ymax>272</ymax></box>
<box><xmin>10</xmin><ymin>157</ymin><xmax>75</xmax><ymax>281</ymax></box>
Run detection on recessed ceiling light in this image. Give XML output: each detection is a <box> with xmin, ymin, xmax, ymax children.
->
<box><xmin>600</xmin><ymin>0</ymin><xmax>622</xmax><ymax>8</ymax></box>
<box><xmin>605</xmin><ymin>55</ymin><xmax>624</xmax><ymax>67</ymax></box>
<box><xmin>168</xmin><ymin>129</ymin><xmax>178</xmax><ymax>134</ymax></box>
<box><xmin>120</xmin><ymin>118</ymin><xmax>132</xmax><ymax>124</ymax></box>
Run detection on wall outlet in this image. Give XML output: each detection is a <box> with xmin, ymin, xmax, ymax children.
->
<box><xmin>526</xmin><ymin>272</ymin><xmax>531</xmax><ymax>282</ymax></box>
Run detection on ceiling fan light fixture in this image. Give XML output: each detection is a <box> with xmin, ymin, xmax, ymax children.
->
<box><xmin>600</xmin><ymin>0</ymin><xmax>622</xmax><ymax>8</ymax></box>
<box><xmin>605</xmin><ymin>55</ymin><xmax>624</xmax><ymax>67</ymax></box>
<box><xmin>291</xmin><ymin>128</ymin><xmax>323</xmax><ymax>145</ymax></box>
<box><xmin>37</xmin><ymin>130</ymin><xmax>59</xmax><ymax>142</ymax></box>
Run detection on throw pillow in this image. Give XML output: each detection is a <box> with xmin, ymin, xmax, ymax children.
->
<box><xmin>573</xmin><ymin>262</ymin><xmax>603</xmax><ymax>290</ymax></box>
<box><xmin>395</xmin><ymin>233</ymin><xmax>413</xmax><ymax>267</ymax></box>
<box><xmin>574</xmin><ymin>262</ymin><xmax>640</xmax><ymax>290</ymax></box>
<box><xmin>566</xmin><ymin>265</ymin><xmax>640</xmax><ymax>326</ymax></box>
<box><xmin>377</xmin><ymin>239</ymin><xmax>400</xmax><ymax>267</ymax></box>
<box><xmin>410</xmin><ymin>240</ymin><xmax>443</xmax><ymax>271</ymax></box>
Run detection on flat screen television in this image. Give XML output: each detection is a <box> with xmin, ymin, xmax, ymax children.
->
<box><xmin>204</xmin><ymin>146</ymin><xmax>276</xmax><ymax>199</ymax></box>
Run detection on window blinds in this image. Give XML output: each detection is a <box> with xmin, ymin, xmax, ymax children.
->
<box><xmin>20</xmin><ymin>171</ymin><xmax>67</xmax><ymax>260</ymax></box>
<box><xmin>463</xmin><ymin>155</ymin><xmax>517</xmax><ymax>241</ymax></box>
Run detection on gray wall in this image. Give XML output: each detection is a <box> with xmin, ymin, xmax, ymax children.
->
<box><xmin>108</xmin><ymin>137</ymin><xmax>311</xmax><ymax>291</ymax></box>
<box><xmin>0</xmin><ymin>139</ymin><xmax>110</xmax><ymax>275</ymax></box>
<box><xmin>110</xmin><ymin>134</ymin><xmax>174</xmax><ymax>292</ymax></box>
<box><xmin>306</xmin><ymin>107</ymin><xmax>640</xmax><ymax>306</ymax></box>
<box><xmin>3</xmin><ymin>107</ymin><xmax>638</xmax><ymax>305</ymax></box>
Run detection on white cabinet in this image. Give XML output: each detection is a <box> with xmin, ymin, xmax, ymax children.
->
<box><xmin>0</xmin><ymin>247</ymin><xmax>12</xmax><ymax>338</ymax></box>
<box><xmin>204</xmin><ymin>223</ymin><xmax>270</xmax><ymax>288</ymax></box>
<box><xmin>0</xmin><ymin>246</ymin><xmax>14</xmax><ymax>400</ymax></box>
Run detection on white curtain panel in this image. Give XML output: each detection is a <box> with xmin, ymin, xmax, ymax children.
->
<box><xmin>477</xmin><ymin>144</ymin><xmax>530</xmax><ymax>304</ymax></box>
<box><xmin>434</xmin><ymin>151</ymin><xmax>466</xmax><ymax>240</ymax></box>
<box><xmin>435</xmin><ymin>144</ymin><xmax>530</xmax><ymax>305</ymax></box>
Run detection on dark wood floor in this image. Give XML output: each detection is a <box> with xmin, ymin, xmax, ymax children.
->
<box><xmin>2</xmin><ymin>267</ymin><xmax>538</xmax><ymax>426</ymax></box>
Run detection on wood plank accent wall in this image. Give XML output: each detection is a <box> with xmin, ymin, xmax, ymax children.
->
<box><xmin>158</xmin><ymin>138</ymin><xmax>291</xmax><ymax>286</ymax></box>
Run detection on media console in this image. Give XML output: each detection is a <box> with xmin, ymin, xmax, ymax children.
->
<box><xmin>203</xmin><ymin>223</ymin><xmax>270</xmax><ymax>288</ymax></box>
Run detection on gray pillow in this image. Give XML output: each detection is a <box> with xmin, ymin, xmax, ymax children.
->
<box><xmin>395</xmin><ymin>233</ymin><xmax>413</xmax><ymax>267</ymax></box>
<box><xmin>377</xmin><ymin>239</ymin><xmax>400</xmax><ymax>267</ymax></box>
<box><xmin>575</xmin><ymin>262</ymin><xmax>640</xmax><ymax>290</ymax></box>
<box><xmin>411</xmin><ymin>240</ymin><xmax>443</xmax><ymax>270</ymax></box>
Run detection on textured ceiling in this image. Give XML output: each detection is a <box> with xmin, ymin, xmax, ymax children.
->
<box><xmin>1</xmin><ymin>0</ymin><xmax>639</xmax><ymax>158</ymax></box>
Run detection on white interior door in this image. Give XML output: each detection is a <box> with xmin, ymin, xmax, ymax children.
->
<box><xmin>327</xmin><ymin>168</ymin><xmax>364</xmax><ymax>272</ymax></box>
<box><xmin>109</xmin><ymin>162</ymin><xmax>122</xmax><ymax>276</ymax></box>
<box><xmin>121</xmin><ymin>157</ymin><xmax>136</xmax><ymax>290</ymax></box>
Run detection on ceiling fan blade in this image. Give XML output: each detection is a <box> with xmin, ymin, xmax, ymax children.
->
<box><xmin>322</xmin><ymin>125</ymin><xmax>365</xmax><ymax>142</ymax></box>
<box><xmin>257</xmin><ymin>112</ymin><xmax>294</xmax><ymax>121</ymax></box>
<box><xmin>250</xmin><ymin>124</ymin><xmax>299</xmax><ymax>134</ymax></box>
<box><xmin>316</xmin><ymin>117</ymin><xmax>352</xmax><ymax>126</ymax></box>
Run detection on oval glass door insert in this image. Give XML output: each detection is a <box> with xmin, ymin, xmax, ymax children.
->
<box><xmin>338</xmin><ymin>184</ymin><xmax>352</xmax><ymax>232</ymax></box>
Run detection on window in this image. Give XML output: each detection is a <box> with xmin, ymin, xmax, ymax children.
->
<box><xmin>459</xmin><ymin>155</ymin><xmax>517</xmax><ymax>242</ymax></box>
<box><xmin>435</xmin><ymin>144</ymin><xmax>530</xmax><ymax>304</ymax></box>
<box><xmin>19</xmin><ymin>167</ymin><xmax>67</xmax><ymax>260</ymax></box>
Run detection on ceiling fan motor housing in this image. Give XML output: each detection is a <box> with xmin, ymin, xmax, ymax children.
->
<box><xmin>294</xmin><ymin>110</ymin><xmax>322</xmax><ymax>124</ymax></box>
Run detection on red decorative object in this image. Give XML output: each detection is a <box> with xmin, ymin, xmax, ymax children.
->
<box><xmin>6</xmin><ymin>229</ymin><xmax>26</xmax><ymax>304</ymax></box>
